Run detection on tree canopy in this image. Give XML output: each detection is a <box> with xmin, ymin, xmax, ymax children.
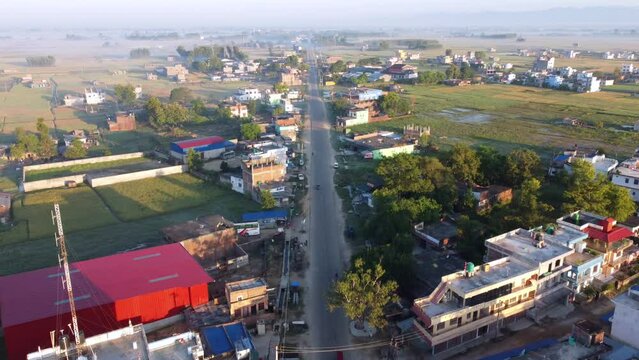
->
<box><xmin>379</xmin><ymin>93</ymin><xmax>410</xmax><ymax>117</ymax></box>
<box><xmin>129</xmin><ymin>48</ymin><xmax>150</xmax><ymax>58</ymax></box>
<box><xmin>260</xmin><ymin>190</ymin><xmax>277</xmax><ymax>210</ymax></box>
<box><xmin>241</xmin><ymin>123</ymin><xmax>262</xmax><ymax>140</ymax></box>
<box><xmin>114</xmin><ymin>84</ymin><xmax>137</xmax><ymax>107</ymax></box>
<box><xmin>26</xmin><ymin>56</ymin><xmax>55</xmax><ymax>67</ymax></box>
<box><xmin>446</xmin><ymin>64</ymin><xmax>460</xmax><ymax>79</ymax></box>
<box><xmin>328</xmin><ymin>258</ymin><xmax>398</xmax><ymax>329</ymax></box>
<box><xmin>505</xmin><ymin>149</ymin><xmax>541</xmax><ymax>187</ymax></box>
<box><xmin>169</xmin><ymin>87</ymin><xmax>193</xmax><ymax>104</ymax></box>
<box><xmin>186</xmin><ymin>148</ymin><xmax>203</xmax><ymax>171</ymax></box>
<box><xmin>64</xmin><ymin>139</ymin><xmax>87</xmax><ymax>159</ymax></box>
<box><xmin>449</xmin><ymin>144</ymin><xmax>480</xmax><ymax>183</ymax></box>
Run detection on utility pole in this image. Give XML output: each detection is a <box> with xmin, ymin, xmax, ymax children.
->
<box><xmin>52</xmin><ymin>204</ymin><xmax>83</xmax><ymax>347</ymax></box>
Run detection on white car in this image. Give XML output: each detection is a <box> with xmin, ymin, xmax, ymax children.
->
<box><xmin>333</xmin><ymin>162</ymin><xmax>339</xmax><ymax>169</ymax></box>
<box><xmin>298</xmin><ymin>173</ymin><xmax>305</xmax><ymax>181</ymax></box>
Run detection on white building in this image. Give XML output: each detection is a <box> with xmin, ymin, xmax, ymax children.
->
<box><xmin>280</xmin><ymin>99</ymin><xmax>294</xmax><ymax>113</ymax></box>
<box><xmin>612</xmin><ymin>158</ymin><xmax>639</xmax><ymax>201</ymax></box>
<box><xmin>134</xmin><ymin>85</ymin><xmax>142</xmax><ymax>99</ymax></box>
<box><xmin>603</xmin><ymin>51</ymin><xmax>615</xmax><ymax>60</ymax></box>
<box><xmin>611</xmin><ymin>286</ymin><xmax>639</xmax><ymax>348</ymax></box>
<box><xmin>235</xmin><ymin>88</ymin><xmax>261</xmax><ymax>102</ymax></box>
<box><xmin>63</xmin><ymin>94</ymin><xmax>84</xmax><ymax>107</ymax></box>
<box><xmin>621</xmin><ymin>63</ymin><xmax>635</xmax><ymax>74</ymax></box>
<box><xmin>564</xmin><ymin>153</ymin><xmax>618</xmax><ymax>176</ymax></box>
<box><xmin>338</xmin><ymin>107</ymin><xmax>369</xmax><ymax>128</ymax></box>
<box><xmin>84</xmin><ymin>88</ymin><xmax>105</xmax><ymax>105</ymax></box>
<box><xmin>231</xmin><ymin>175</ymin><xmax>244</xmax><ymax>194</ymax></box>
<box><xmin>576</xmin><ymin>72</ymin><xmax>601</xmax><ymax>93</ymax></box>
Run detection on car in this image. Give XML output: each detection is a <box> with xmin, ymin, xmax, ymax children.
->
<box><xmin>298</xmin><ymin>173</ymin><xmax>305</xmax><ymax>181</ymax></box>
<box><xmin>333</xmin><ymin>162</ymin><xmax>339</xmax><ymax>169</ymax></box>
<box><xmin>299</xmin><ymin>159</ymin><xmax>305</xmax><ymax>166</ymax></box>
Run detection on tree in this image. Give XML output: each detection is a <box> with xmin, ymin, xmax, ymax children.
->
<box><xmin>449</xmin><ymin>144</ymin><xmax>480</xmax><ymax>183</ymax></box>
<box><xmin>129</xmin><ymin>48</ymin><xmax>150</xmax><ymax>58</ymax></box>
<box><xmin>328</xmin><ymin>258</ymin><xmax>398</xmax><ymax>330</ymax></box>
<box><xmin>190</xmin><ymin>98</ymin><xmax>207</xmax><ymax>116</ymax></box>
<box><xmin>186</xmin><ymin>148</ymin><xmax>203</xmax><ymax>171</ymax></box>
<box><xmin>285</xmin><ymin>55</ymin><xmax>299</xmax><ymax>67</ymax></box>
<box><xmin>241</xmin><ymin>123</ymin><xmax>261</xmax><ymax>140</ymax></box>
<box><xmin>273</xmin><ymin>82</ymin><xmax>288</xmax><ymax>93</ymax></box>
<box><xmin>460</xmin><ymin>63</ymin><xmax>475</xmax><ymax>80</ymax></box>
<box><xmin>379</xmin><ymin>93</ymin><xmax>410</xmax><ymax>117</ymax></box>
<box><xmin>564</xmin><ymin>160</ymin><xmax>610</xmax><ymax>215</ymax></box>
<box><xmin>329</xmin><ymin>60</ymin><xmax>347</xmax><ymax>74</ymax></box>
<box><xmin>474</xmin><ymin>51</ymin><xmax>487</xmax><ymax>60</ymax></box>
<box><xmin>176</xmin><ymin>45</ymin><xmax>189</xmax><ymax>58</ymax></box>
<box><xmin>377</xmin><ymin>153</ymin><xmax>434</xmax><ymax>196</ymax></box>
<box><xmin>331</xmin><ymin>98</ymin><xmax>350</xmax><ymax>117</ymax></box>
<box><xmin>260</xmin><ymin>190</ymin><xmax>277</xmax><ymax>210</ymax></box>
<box><xmin>26</xmin><ymin>56</ymin><xmax>55</xmax><ymax>67</ymax></box>
<box><xmin>605</xmin><ymin>185</ymin><xmax>636</xmax><ymax>221</ymax></box>
<box><xmin>356</xmin><ymin>234</ymin><xmax>416</xmax><ymax>292</ymax></box>
<box><xmin>146</xmin><ymin>97</ymin><xmax>167</xmax><ymax>129</ymax></box>
<box><xmin>456</xmin><ymin>215</ymin><xmax>485</xmax><ymax>263</ymax></box>
<box><xmin>352</xmin><ymin>73</ymin><xmax>368</xmax><ymax>86</ymax></box>
<box><xmin>505</xmin><ymin>149</ymin><xmax>541</xmax><ymax>187</ymax></box>
<box><xmin>511</xmin><ymin>178</ymin><xmax>553</xmax><ymax>228</ymax></box>
<box><xmin>421</xmin><ymin>157</ymin><xmax>458</xmax><ymax>211</ymax></box>
<box><xmin>379</xmin><ymin>41</ymin><xmax>390</xmax><ymax>50</ymax></box>
<box><xmin>246</xmin><ymin>100</ymin><xmax>259</xmax><ymax>116</ymax></box>
<box><xmin>446</xmin><ymin>64</ymin><xmax>460</xmax><ymax>79</ymax></box>
<box><xmin>65</xmin><ymin>139</ymin><xmax>87</xmax><ymax>159</ymax></box>
<box><xmin>477</xmin><ymin>145</ymin><xmax>506</xmax><ymax>185</ymax></box>
<box><xmin>169</xmin><ymin>87</ymin><xmax>193</xmax><ymax>104</ymax></box>
<box><xmin>36</xmin><ymin>118</ymin><xmax>56</xmax><ymax>159</ymax></box>
<box><xmin>417</xmin><ymin>71</ymin><xmax>446</xmax><ymax>85</ymax></box>
<box><xmin>114</xmin><ymin>84</ymin><xmax>136</xmax><ymax>107</ymax></box>
<box><xmin>445</xmin><ymin>49</ymin><xmax>453</xmax><ymax>56</ymax></box>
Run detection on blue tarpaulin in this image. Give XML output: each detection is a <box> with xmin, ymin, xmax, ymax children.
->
<box><xmin>242</xmin><ymin>209</ymin><xmax>288</xmax><ymax>222</ymax></box>
<box><xmin>201</xmin><ymin>322</ymin><xmax>255</xmax><ymax>356</ymax></box>
<box><xmin>480</xmin><ymin>338</ymin><xmax>558</xmax><ymax>360</ymax></box>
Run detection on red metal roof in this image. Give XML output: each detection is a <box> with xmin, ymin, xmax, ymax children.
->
<box><xmin>584</xmin><ymin>222</ymin><xmax>633</xmax><ymax>244</ymax></box>
<box><xmin>174</xmin><ymin>136</ymin><xmax>225</xmax><ymax>150</ymax></box>
<box><xmin>0</xmin><ymin>243</ymin><xmax>212</xmax><ymax>328</ymax></box>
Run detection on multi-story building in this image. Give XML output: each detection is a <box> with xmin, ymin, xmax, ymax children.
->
<box><xmin>575</xmin><ymin>72</ymin><xmax>601</xmax><ymax>93</ymax></box>
<box><xmin>225</xmin><ymin>278</ymin><xmax>269</xmax><ymax>318</ymax></box>
<box><xmin>337</xmin><ymin>107</ymin><xmax>369</xmax><ymax>128</ymax></box>
<box><xmin>610</xmin><ymin>285</ymin><xmax>639</xmax><ymax>348</ymax></box>
<box><xmin>280</xmin><ymin>69</ymin><xmax>303</xmax><ymax>86</ymax></box>
<box><xmin>241</xmin><ymin>157</ymin><xmax>286</xmax><ymax>197</ymax></box>
<box><xmin>84</xmin><ymin>88</ymin><xmax>105</xmax><ymax>105</ymax></box>
<box><xmin>544</xmin><ymin>74</ymin><xmax>564</xmax><ymax>88</ymax></box>
<box><xmin>223</xmin><ymin>102</ymin><xmax>249</xmax><ymax>118</ymax></box>
<box><xmin>612</xmin><ymin>157</ymin><xmax>639</xmax><ymax>201</ymax></box>
<box><xmin>235</xmin><ymin>88</ymin><xmax>262</xmax><ymax>102</ymax></box>
<box><xmin>558</xmin><ymin>211</ymin><xmax>637</xmax><ymax>277</ymax></box>
<box><xmin>532</xmin><ymin>56</ymin><xmax>555</xmax><ymax>72</ymax></box>
<box><xmin>621</xmin><ymin>63</ymin><xmax>635</xmax><ymax>74</ymax></box>
<box><xmin>413</xmin><ymin>227</ymin><xmax>580</xmax><ymax>357</ymax></box>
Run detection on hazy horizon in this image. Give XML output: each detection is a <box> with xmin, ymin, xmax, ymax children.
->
<box><xmin>2</xmin><ymin>1</ymin><xmax>639</xmax><ymax>29</ymax></box>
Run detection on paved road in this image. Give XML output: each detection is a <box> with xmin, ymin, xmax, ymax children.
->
<box><xmin>304</xmin><ymin>49</ymin><xmax>352</xmax><ymax>359</ymax></box>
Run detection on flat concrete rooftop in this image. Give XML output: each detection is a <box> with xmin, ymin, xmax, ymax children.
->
<box><xmin>487</xmin><ymin>228</ymin><xmax>576</xmax><ymax>264</ymax></box>
<box><xmin>449</xmin><ymin>258</ymin><xmax>534</xmax><ymax>295</ymax></box>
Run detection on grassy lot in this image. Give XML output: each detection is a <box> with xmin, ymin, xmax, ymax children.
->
<box><xmin>0</xmin><ymin>173</ymin><xmax>259</xmax><ymax>275</ymax></box>
<box><xmin>0</xmin><ymin>159</ymin><xmax>19</xmax><ymax>192</ymax></box>
<box><xmin>1</xmin><ymin>186</ymin><xmax>119</xmax><ymax>245</ymax></box>
<box><xmin>95</xmin><ymin>173</ymin><xmax>252</xmax><ymax>221</ymax></box>
<box><xmin>351</xmin><ymin>84</ymin><xmax>639</xmax><ymax>158</ymax></box>
<box><xmin>25</xmin><ymin>157</ymin><xmax>151</xmax><ymax>181</ymax></box>
<box><xmin>0</xmin><ymin>85</ymin><xmax>52</xmax><ymax>133</ymax></box>
<box><xmin>603</xmin><ymin>84</ymin><xmax>639</xmax><ymax>94</ymax></box>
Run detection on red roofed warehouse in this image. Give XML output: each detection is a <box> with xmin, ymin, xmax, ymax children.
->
<box><xmin>0</xmin><ymin>243</ymin><xmax>212</xmax><ymax>360</ymax></box>
<box><xmin>170</xmin><ymin>136</ymin><xmax>236</xmax><ymax>162</ymax></box>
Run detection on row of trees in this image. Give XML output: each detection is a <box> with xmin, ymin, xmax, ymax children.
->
<box><xmin>129</xmin><ymin>48</ymin><xmax>150</xmax><ymax>59</ymax></box>
<box><xmin>379</xmin><ymin>92</ymin><xmax>411</xmax><ymax>117</ymax></box>
<box><xmin>26</xmin><ymin>56</ymin><xmax>55</xmax><ymax>67</ymax></box>
<box><xmin>446</xmin><ymin>63</ymin><xmax>475</xmax><ymax>80</ymax></box>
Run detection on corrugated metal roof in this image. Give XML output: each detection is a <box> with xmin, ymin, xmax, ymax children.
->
<box><xmin>0</xmin><ymin>243</ymin><xmax>212</xmax><ymax>327</ymax></box>
<box><xmin>241</xmin><ymin>209</ymin><xmax>288</xmax><ymax>222</ymax></box>
<box><xmin>201</xmin><ymin>322</ymin><xmax>254</xmax><ymax>356</ymax></box>
<box><xmin>173</xmin><ymin>136</ymin><xmax>225</xmax><ymax>150</ymax></box>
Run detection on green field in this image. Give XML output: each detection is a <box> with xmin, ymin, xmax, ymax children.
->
<box><xmin>0</xmin><ymin>173</ymin><xmax>259</xmax><ymax>275</ymax></box>
<box><xmin>351</xmin><ymin>84</ymin><xmax>639</xmax><ymax>157</ymax></box>
<box><xmin>95</xmin><ymin>173</ymin><xmax>248</xmax><ymax>221</ymax></box>
<box><xmin>2</xmin><ymin>186</ymin><xmax>118</xmax><ymax>245</ymax></box>
<box><xmin>25</xmin><ymin>157</ymin><xmax>151</xmax><ymax>181</ymax></box>
<box><xmin>603</xmin><ymin>84</ymin><xmax>639</xmax><ymax>94</ymax></box>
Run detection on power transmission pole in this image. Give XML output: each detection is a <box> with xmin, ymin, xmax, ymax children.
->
<box><xmin>52</xmin><ymin>204</ymin><xmax>83</xmax><ymax>347</ymax></box>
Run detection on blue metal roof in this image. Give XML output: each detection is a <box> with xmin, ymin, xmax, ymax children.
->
<box><xmin>242</xmin><ymin>209</ymin><xmax>288</xmax><ymax>222</ymax></box>
<box><xmin>170</xmin><ymin>140</ymin><xmax>235</xmax><ymax>155</ymax></box>
<box><xmin>201</xmin><ymin>322</ymin><xmax>254</xmax><ymax>356</ymax></box>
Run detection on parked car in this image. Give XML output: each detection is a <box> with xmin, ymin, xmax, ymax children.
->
<box><xmin>333</xmin><ymin>162</ymin><xmax>339</xmax><ymax>169</ymax></box>
<box><xmin>298</xmin><ymin>173</ymin><xmax>305</xmax><ymax>181</ymax></box>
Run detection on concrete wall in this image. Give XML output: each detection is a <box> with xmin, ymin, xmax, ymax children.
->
<box><xmin>22</xmin><ymin>174</ymin><xmax>86</xmax><ymax>192</ymax></box>
<box><xmin>88</xmin><ymin>165</ymin><xmax>186</xmax><ymax>187</ymax></box>
<box><xmin>23</xmin><ymin>152</ymin><xmax>144</xmax><ymax>172</ymax></box>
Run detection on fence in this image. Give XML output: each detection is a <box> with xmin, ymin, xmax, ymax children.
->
<box><xmin>87</xmin><ymin>165</ymin><xmax>186</xmax><ymax>187</ymax></box>
<box><xmin>23</xmin><ymin>152</ymin><xmax>144</xmax><ymax>174</ymax></box>
<box><xmin>21</xmin><ymin>174</ymin><xmax>86</xmax><ymax>192</ymax></box>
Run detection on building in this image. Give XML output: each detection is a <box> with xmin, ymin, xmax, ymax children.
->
<box><xmin>532</xmin><ymin>56</ymin><xmax>555</xmax><ymax>72</ymax></box>
<box><xmin>225</xmin><ymin>278</ymin><xmax>269</xmax><ymax>318</ymax></box>
<box><xmin>62</xmin><ymin>129</ymin><xmax>87</xmax><ymax>147</ymax></box>
<box><xmin>558</xmin><ymin>211</ymin><xmax>637</xmax><ymax>277</ymax></box>
<box><xmin>241</xmin><ymin>209</ymin><xmax>288</xmax><ymax>229</ymax></box>
<box><xmin>573</xmin><ymin>320</ymin><xmax>605</xmax><ymax>347</ymax></box>
<box><xmin>63</xmin><ymin>94</ymin><xmax>84</xmax><ymax>107</ymax></box>
<box><xmin>413</xmin><ymin>220</ymin><xmax>457</xmax><ymax>249</ymax></box>
<box><xmin>107</xmin><ymin>112</ymin><xmax>136</xmax><ymax>132</ymax></box>
<box><xmin>241</xmin><ymin>157</ymin><xmax>286</xmax><ymax>197</ymax></box>
<box><xmin>611</xmin><ymin>286</ymin><xmax>639</xmax><ymax>348</ymax></box>
<box><xmin>544</xmin><ymin>74</ymin><xmax>564</xmax><ymax>88</ymax></box>
<box><xmin>412</xmin><ymin>226</ymin><xmax>580</xmax><ymax>357</ymax></box>
<box><xmin>621</xmin><ymin>63</ymin><xmax>635</xmax><ymax>74</ymax></box>
<box><xmin>345</xmin><ymin>132</ymin><xmax>416</xmax><ymax>160</ymax></box>
<box><xmin>345</xmin><ymin>87</ymin><xmax>384</xmax><ymax>101</ymax></box>
<box><xmin>146</xmin><ymin>72</ymin><xmax>158</xmax><ymax>80</ymax></box>
<box><xmin>170</xmin><ymin>136</ymin><xmax>236</xmax><ymax>162</ymax></box>
<box><xmin>223</xmin><ymin>103</ymin><xmax>249</xmax><ymax>118</ymax></box>
<box><xmin>162</xmin><ymin>64</ymin><xmax>189</xmax><ymax>79</ymax></box>
<box><xmin>337</xmin><ymin>107</ymin><xmax>369</xmax><ymax>128</ymax></box>
<box><xmin>0</xmin><ymin>192</ymin><xmax>10</xmax><ymax>224</ymax></box>
<box><xmin>200</xmin><ymin>322</ymin><xmax>256</xmax><ymax>359</ymax></box>
<box><xmin>325</xmin><ymin>56</ymin><xmax>342</xmax><ymax>64</ymax></box>
<box><xmin>564</xmin><ymin>152</ymin><xmax>618</xmax><ymax>176</ymax></box>
<box><xmin>235</xmin><ymin>88</ymin><xmax>261</xmax><ymax>102</ymax></box>
<box><xmin>384</xmin><ymin>63</ymin><xmax>418</xmax><ymax>80</ymax></box>
<box><xmin>280</xmin><ymin>69</ymin><xmax>303</xmax><ymax>86</ymax></box>
<box><xmin>612</xmin><ymin>157</ymin><xmax>639</xmax><ymax>201</ymax></box>
<box><xmin>0</xmin><ymin>243</ymin><xmax>212</xmax><ymax>360</ymax></box>
<box><xmin>84</xmin><ymin>88</ymin><xmax>105</xmax><ymax>105</ymax></box>
<box><xmin>576</xmin><ymin>72</ymin><xmax>601</xmax><ymax>93</ymax></box>
<box><xmin>264</xmin><ymin>92</ymin><xmax>283</xmax><ymax>106</ymax></box>
<box><xmin>468</xmin><ymin>184</ymin><xmax>513</xmax><ymax>211</ymax></box>
<box><xmin>246</xmin><ymin>143</ymin><xmax>288</xmax><ymax>166</ymax></box>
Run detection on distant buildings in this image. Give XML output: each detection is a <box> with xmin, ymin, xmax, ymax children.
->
<box><xmin>612</xmin><ymin>157</ymin><xmax>639</xmax><ymax>201</ymax></box>
<box><xmin>280</xmin><ymin>68</ymin><xmax>303</xmax><ymax>86</ymax></box>
<box><xmin>344</xmin><ymin>87</ymin><xmax>384</xmax><ymax>101</ymax></box>
<box><xmin>63</xmin><ymin>94</ymin><xmax>84</xmax><ymax>107</ymax></box>
<box><xmin>532</xmin><ymin>56</ymin><xmax>555</xmax><ymax>72</ymax></box>
<box><xmin>223</xmin><ymin>102</ymin><xmax>249</xmax><ymax>118</ymax></box>
<box><xmin>621</xmin><ymin>63</ymin><xmax>636</xmax><ymax>75</ymax></box>
<box><xmin>161</xmin><ymin>64</ymin><xmax>189</xmax><ymax>82</ymax></box>
<box><xmin>384</xmin><ymin>63</ymin><xmax>418</xmax><ymax>81</ymax></box>
<box><xmin>337</xmin><ymin>107</ymin><xmax>369</xmax><ymax>128</ymax></box>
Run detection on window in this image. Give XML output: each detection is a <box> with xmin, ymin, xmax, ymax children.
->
<box><xmin>634</xmin><ymin>179</ymin><xmax>639</xmax><ymax>185</ymax></box>
<box><xmin>548</xmin><ymin>263</ymin><xmax>552</xmax><ymax>273</ymax></box>
<box><xmin>593</xmin><ymin>265</ymin><xmax>599</xmax><ymax>273</ymax></box>
<box><xmin>555</xmin><ymin>259</ymin><xmax>561</xmax><ymax>267</ymax></box>
<box><xmin>437</xmin><ymin>322</ymin><xmax>445</xmax><ymax>330</ymax></box>
<box><xmin>450</xmin><ymin>317</ymin><xmax>458</xmax><ymax>326</ymax></box>
<box><xmin>626</xmin><ymin>178</ymin><xmax>630</xmax><ymax>184</ymax></box>
<box><xmin>467</xmin><ymin>313</ymin><xmax>471</xmax><ymax>319</ymax></box>
<box><xmin>510</xmin><ymin>297</ymin><xmax>516</xmax><ymax>303</ymax></box>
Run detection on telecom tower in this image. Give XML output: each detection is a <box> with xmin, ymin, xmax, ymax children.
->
<box><xmin>51</xmin><ymin>203</ymin><xmax>85</xmax><ymax>356</ymax></box>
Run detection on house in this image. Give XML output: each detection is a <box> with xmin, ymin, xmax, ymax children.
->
<box><xmin>610</xmin><ymin>286</ymin><xmax>639</xmax><ymax>348</ymax></box>
<box><xmin>280</xmin><ymin>68</ymin><xmax>303</xmax><ymax>86</ymax></box>
<box><xmin>612</xmin><ymin>157</ymin><xmax>639</xmax><ymax>201</ymax></box>
<box><xmin>241</xmin><ymin>157</ymin><xmax>286</xmax><ymax>198</ymax></box>
<box><xmin>225</xmin><ymin>278</ymin><xmax>269</xmax><ymax>318</ymax></box>
<box><xmin>544</xmin><ymin>74</ymin><xmax>564</xmax><ymax>88</ymax></box>
<box><xmin>230</xmin><ymin>174</ymin><xmax>244</xmax><ymax>194</ymax></box>
<box><xmin>264</xmin><ymin>92</ymin><xmax>283</xmax><ymax>107</ymax></box>
<box><xmin>413</xmin><ymin>226</ymin><xmax>581</xmax><ymax>357</ymax></box>
<box><xmin>257</xmin><ymin>182</ymin><xmax>292</xmax><ymax>207</ymax></box>
<box><xmin>0</xmin><ymin>192</ymin><xmax>10</xmax><ymax>224</ymax></box>
<box><xmin>170</xmin><ymin>136</ymin><xmax>236</xmax><ymax>162</ymax></box>
<box><xmin>576</xmin><ymin>72</ymin><xmax>601</xmax><ymax>93</ymax></box>
<box><xmin>403</xmin><ymin>124</ymin><xmax>430</xmax><ymax>140</ymax></box>
<box><xmin>621</xmin><ymin>63</ymin><xmax>635</xmax><ymax>74</ymax></box>
<box><xmin>246</xmin><ymin>142</ymin><xmax>288</xmax><ymax>166</ymax></box>
<box><xmin>134</xmin><ymin>85</ymin><xmax>142</xmax><ymax>99</ymax></box>
<box><xmin>162</xmin><ymin>64</ymin><xmax>189</xmax><ymax>78</ymax></box>
<box><xmin>413</xmin><ymin>220</ymin><xmax>457</xmax><ymax>249</ymax></box>
<box><xmin>325</xmin><ymin>56</ymin><xmax>342</xmax><ymax>64</ymax></box>
<box><xmin>564</xmin><ymin>152</ymin><xmax>618</xmax><ymax>176</ymax></box>
<box><xmin>344</xmin><ymin>87</ymin><xmax>384</xmax><ymax>101</ymax></box>
<box><xmin>558</xmin><ymin>212</ymin><xmax>637</xmax><ymax>277</ymax></box>
<box><xmin>468</xmin><ymin>184</ymin><xmax>513</xmax><ymax>211</ymax></box>
<box><xmin>84</xmin><ymin>88</ymin><xmax>105</xmax><ymax>105</ymax></box>
<box><xmin>223</xmin><ymin>103</ymin><xmax>249</xmax><ymax>118</ymax></box>
<box><xmin>280</xmin><ymin>99</ymin><xmax>294</xmax><ymax>113</ymax></box>
<box><xmin>63</xmin><ymin>94</ymin><xmax>84</xmax><ymax>107</ymax></box>
<box><xmin>62</xmin><ymin>129</ymin><xmax>87</xmax><ymax>147</ymax></box>
<box><xmin>337</xmin><ymin>107</ymin><xmax>369</xmax><ymax>128</ymax></box>
<box><xmin>145</xmin><ymin>73</ymin><xmax>157</xmax><ymax>80</ymax></box>
<box><xmin>286</xmin><ymin>90</ymin><xmax>300</xmax><ymax>100</ymax></box>
<box><xmin>107</xmin><ymin>112</ymin><xmax>136</xmax><ymax>132</ymax></box>
<box><xmin>603</xmin><ymin>51</ymin><xmax>615</xmax><ymax>60</ymax></box>
<box><xmin>235</xmin><ymin>88</ymin><xmax>261</xmax><ymax>102</ymax></box>
<box><xmin>200</xmin><ymin>322</ymin><xmax>256</xmax><ymax>359</ymax></box>
<box><xmin>572</xmin><ymin>320</ymin><xmax>604</xmax><ymax>347</ymax></box>
<box><xmin>384</xmin><ymin>63</ymin><xmax>418</xmax><ymax>80</ymax></box>
<box><xmin>274</xmin><ymin>117</ymin><xmax>299</xmax><ymax>142</ymax></box>
<box><xmin>345</xmin><ymin>132</ymin><xmax>416</xmax><ymax>160</ymax></box>
<box><xmin>532</xmin><ymin>56</ymin><xmax>555</xmax><ymax>72</ymax></box>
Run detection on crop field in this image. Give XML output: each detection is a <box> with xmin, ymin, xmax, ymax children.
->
<box><xmin>25</xmin><ymin>156</ymin><xmax>152</xmax><ymax>181</ymax></box>
<box><xmin>351</xmin><ymin>84</ymin><xmax>639</xmax><ymax>157</ymax></box>
<box><xmin>0</xmin><ymin>173</ymin><xmax>259</xmax><ymax>275</ymax></box>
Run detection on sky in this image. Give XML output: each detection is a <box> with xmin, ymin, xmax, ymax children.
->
<box><xmin>3</xmin><ymin>0</ymin><xmax>638</xmax><ymax>28</ymax></box>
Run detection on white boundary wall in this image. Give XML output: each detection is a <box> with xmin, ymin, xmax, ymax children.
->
<box><xmin>88</xmin><ymin>165</ymin><xmax>187</xmax><ymax>187</ymax></box>
<box><xmin>23</xmin><ymin>152</ymin><xmax>144</xmax><ymax>173</ymax></box>
<box><xmin>21</xmin><ymin>174</ymin><xmax>86</xmax><ymax>192</ymax></box>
